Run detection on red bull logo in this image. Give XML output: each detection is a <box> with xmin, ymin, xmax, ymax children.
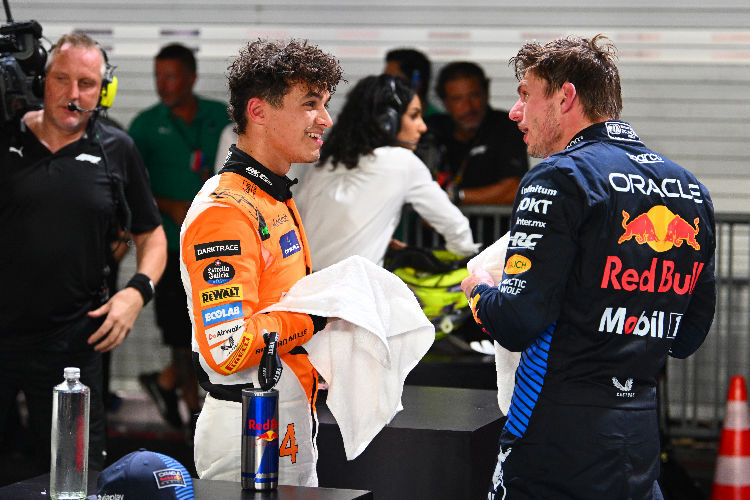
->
<box><xmin>618</xmin><ymin>206</ymin><xmax>700</xmax><ymax>252</ymax></box>
<box><xmin>248</xmin><ymin>418</ymin><xmax>278</xmax><ymax>432</ymax></box>
<box><xmin>256</xmin><ymin>430</ymin><xmax>278</xmax><ymax>442</ymax></box>
<box><xmin>601</xmin><ymin>256</ymin><xmax>704</xmax><ymax>295</ymax></box>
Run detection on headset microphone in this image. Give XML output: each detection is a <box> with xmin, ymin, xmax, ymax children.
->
<box><xmin>67</xmin><ymin>102</ymin><xmax>96</xmax><ymax>113</ymax></box>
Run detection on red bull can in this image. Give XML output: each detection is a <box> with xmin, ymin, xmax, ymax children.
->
<box><xmin>241</xmin><ymin>388</ymin><xmax>279</xmax><ymax>490</ymax></box>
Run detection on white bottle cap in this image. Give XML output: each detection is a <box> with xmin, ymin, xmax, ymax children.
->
<box><xmin>63</xmin><ymin>367</ymin><xmax>80</xmax><ymax>379</ymax></box>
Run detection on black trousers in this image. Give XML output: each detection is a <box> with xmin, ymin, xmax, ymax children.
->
<box><xmin>0</xmin><ymin>346</ymin><xmax>106</xmax><ymax>479</ymax></box>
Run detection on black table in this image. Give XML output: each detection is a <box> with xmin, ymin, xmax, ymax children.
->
<box><xmin>0</xmin><ymin>473</ymin><xmax>373</xmax><ymax>499</ymax></box>
<box><xmin>317</xmin><ymin>385</ymin><xmax>504</xmax><ymax>500</ymax></box>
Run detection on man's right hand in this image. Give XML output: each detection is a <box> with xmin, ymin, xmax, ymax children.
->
<box><xmin>461</xmin><ymin>268</ymin><xmax>495</xmax><ymax>300</ymax></box>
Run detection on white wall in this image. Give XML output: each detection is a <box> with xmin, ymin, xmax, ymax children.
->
<box><xmin>10</xmin><ymin>0</ymin><xmax>750</xmax><ymax>212</ymax></box>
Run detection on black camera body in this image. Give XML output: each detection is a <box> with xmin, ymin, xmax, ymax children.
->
<box><xmin>0</xmin><ymin>19</ymin><xmax>46</xmax><ymax>123</ymax></box>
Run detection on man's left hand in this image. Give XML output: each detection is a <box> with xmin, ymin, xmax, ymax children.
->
<box><xmin>86</xmin><ymin>287</ymin><xmax>144</xmax><ymax>352</ymax></box>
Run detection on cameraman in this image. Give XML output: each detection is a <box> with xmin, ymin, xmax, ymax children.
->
<box><xmin>0</xmin><ymin>33</ymin><xmax>166</xmax><ymax>478</ymax></box>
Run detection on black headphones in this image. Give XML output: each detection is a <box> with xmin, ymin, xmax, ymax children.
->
<box><xmin>374</xmin><ymin>75</ymin><xmax>404</xmax><ymax>137</ymax></box>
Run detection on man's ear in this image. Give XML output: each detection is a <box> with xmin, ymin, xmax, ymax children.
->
<box><xmin>560</xmin><ymin>82</ymin><xmax>577</xmax><ymax>114</ymax></box>
<box><xmin>246</xmin><ymin>97</ymin><xmax>266</xmax><ymax>125</ymax></box>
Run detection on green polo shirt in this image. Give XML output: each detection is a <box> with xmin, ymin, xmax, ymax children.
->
<box><xmin>129</xmin><ymin>97</ymin><xmax>231</xmax><ymax>249</ymax></box>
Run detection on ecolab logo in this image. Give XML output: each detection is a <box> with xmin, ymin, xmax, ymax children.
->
<box><xmin>601</xmin><ymin>256</ymin><xmax>704</xmax><ymax>295</ymax></box>
<box><xmin>202</xmin><ymin>301</ymin><xmax>243</xmax><ymax>326</ymax></box>
<box><xmin>599</xmin><ymin>307</ymin><xmax>682</xmax><ymax>339</ymax></box>
<box><xmin>609</xmin><ymin>174</ymin><xmax>703</xmax><ymax>204</ymax></box>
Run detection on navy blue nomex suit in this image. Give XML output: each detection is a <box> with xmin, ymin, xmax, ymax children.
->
<box><xmin>468</xmin><ymin>121</ymin><xmax>716</xmax><ymax>499</ymax></box>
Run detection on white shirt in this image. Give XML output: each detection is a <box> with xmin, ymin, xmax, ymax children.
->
<box><xmin>295</xmin><ymin>146</ymin><xmax>478</xmax><ymax>270</ymax></box>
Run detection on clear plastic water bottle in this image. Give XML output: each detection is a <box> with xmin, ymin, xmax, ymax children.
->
<box><xmin>50</xmin><ymin>367</ymin><xmax>90</xmax><ymax>500</ymax></box>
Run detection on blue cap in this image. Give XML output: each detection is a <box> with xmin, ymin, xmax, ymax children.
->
<box><xmin>94</xmin><ymin>449</ymin><xmax>194</xmax><ymax>499</ymax></box>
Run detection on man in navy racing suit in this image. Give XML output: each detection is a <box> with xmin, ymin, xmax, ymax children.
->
<box><xmin>461</xmin><ymin>34</ymin><xmax>716</xmax><ymax>499</ymax></box>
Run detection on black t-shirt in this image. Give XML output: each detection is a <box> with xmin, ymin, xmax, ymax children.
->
<box><xmin>422</xmin><ymin>108</ymin><xmax>529</xmax><ymax>189</ymax></box>
<box><xmin>0</xmin><ymin>118</ymin><xmax>161</xmax><ymax>350</ymax></box>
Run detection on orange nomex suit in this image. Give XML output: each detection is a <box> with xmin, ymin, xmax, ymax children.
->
<box><xmin>180</xmin><ymin>145</ymin><xmax>327</xmax><ymax>486</ymax></box>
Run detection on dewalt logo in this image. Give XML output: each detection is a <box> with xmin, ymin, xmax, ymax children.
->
<box><xmin>200</xmin><ymin>284</ymin><xmax>243</xmax><ymax>307</ymax></box>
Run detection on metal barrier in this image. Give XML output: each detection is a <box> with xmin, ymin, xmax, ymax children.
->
<box><xmin>401</xmin><ymin>204</ymin><xmax>750</xmax><ymax>439</ymax></box>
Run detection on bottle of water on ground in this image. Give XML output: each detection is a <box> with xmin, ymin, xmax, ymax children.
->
<box><xmin>50</xmin><ymin>367</ymin><xmax>90</xmax><ymax>500</ymax></box>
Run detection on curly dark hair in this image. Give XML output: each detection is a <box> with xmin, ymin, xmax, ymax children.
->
<box><xmin>509</xmin><ymin>34</ymin><xmax>622</xmax><ymax>121</ymax></box>
<box><xmin>227</xmin><ymin>38</ymin><xmax>343</xmax><ymax>134</ymax></box>
<box><xmin>318</xmin><ymin>74</ymin><xmax>416</xmax><ymax>170</ymax></box>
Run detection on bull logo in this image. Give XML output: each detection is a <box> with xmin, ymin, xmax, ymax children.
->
<box><xmin>618</xmin><ymin>206</ymin><xmax>700</xmax><ymax>252</ymax></box>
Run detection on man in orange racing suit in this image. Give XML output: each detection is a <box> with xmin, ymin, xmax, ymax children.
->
<box><xmin>179</xmin><ymin>39</ymin><xmax>342</xmax><ymax>486</ymax></box>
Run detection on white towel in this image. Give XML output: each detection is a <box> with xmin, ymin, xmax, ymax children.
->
<box><xmin>261</xmin><ymin>255</ymin><xmax>434</xmax><ymax>460</ymax></box>
<box><xmin>466</xmin><ymin>232</ymin><xmax>520</xmax><ymax>415</ymax></box>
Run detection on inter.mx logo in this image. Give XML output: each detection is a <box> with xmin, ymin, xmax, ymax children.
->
<box><xmin>599</xmin><ymin>307</ymin><xmax>682</xmax><ymax>339</ymax></box>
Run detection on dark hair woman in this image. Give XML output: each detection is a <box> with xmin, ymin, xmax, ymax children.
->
<box><xmin>296</xmin><ymin>74</ymin><xmax>478</xmax><ymax>270</ymax></box>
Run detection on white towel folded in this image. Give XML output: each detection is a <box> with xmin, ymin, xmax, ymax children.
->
<box><xmin>261</xmin><ymin>255</ymin><xmax>434</xmax><ymax>460</ymax></box>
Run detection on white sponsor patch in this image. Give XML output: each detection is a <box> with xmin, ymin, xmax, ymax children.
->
<box><xmin>75</xmin><ymin>153</ymin><xmax>102</xmax><ymax>165</ymax></box>
<box><xmin>209</xmin><ymin>328</ymin><xmax>244</xmax><ymax>364</ymax></box>
<box><xmin>204</xmin><ymin>318</ymin><xmax>244</xmax><ymax>347</ymax></box>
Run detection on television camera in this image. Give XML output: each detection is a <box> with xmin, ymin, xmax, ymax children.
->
<box><xmin>0</xmin><ymin>0</ymin><xmax>46</xmax><ymax>123</ymax></box>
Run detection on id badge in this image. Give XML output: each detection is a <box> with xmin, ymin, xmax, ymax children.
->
<box><xmin>190</xmin><ymin>149</ymin><xmax>204</xmax><ymax>172</ymax></box>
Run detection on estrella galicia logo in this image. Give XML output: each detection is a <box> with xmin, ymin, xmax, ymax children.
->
<box><xmin>202</xmin><ymin>301</ymin><xmax>243</xmax><ymax>326</ymax></box>
<box><xmin>194</xmin><ymin>240</ymin><xmax>241</xmax><ymax>261</ymax></box>
<box><xmin>203</xmin><ymin>259</ymin><xmax>235</xmax><ymax>285</ymax></box>
<box><xmin>280</xmin><ymin>230</ymin><xmax>301</xmax><ymax>258</ymax></box>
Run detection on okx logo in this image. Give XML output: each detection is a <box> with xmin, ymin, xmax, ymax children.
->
<box><xmin>618</xmin><ymin>206</ymin><xmax>700</xmax><ymax>252</ymax></box>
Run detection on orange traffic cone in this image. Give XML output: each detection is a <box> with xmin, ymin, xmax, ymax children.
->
<box><xmin>712</xmin><ymin>375</ymin><xmax>750</xmax><ymax>499</ymax></box>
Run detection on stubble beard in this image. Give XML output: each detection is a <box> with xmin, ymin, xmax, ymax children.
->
<box><xmin>527</xmin><ymin>104</ymin><xmax>563</xmax><ymax>159</ymax></box>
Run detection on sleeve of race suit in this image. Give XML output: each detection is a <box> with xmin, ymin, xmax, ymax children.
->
<box><xmin>182</xmin><ymin>205</ymin><xmax>325</xmax><ymax>376</ymax></box>
<box><xmin>669</xmin><ymin>191</ymin><xmax>717</xmax><ymax>359</ymax></box>
<box><xmin>469</xmin><ymin>160</ymin><xmax>583</xmax><ymax>351</ymax></box>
